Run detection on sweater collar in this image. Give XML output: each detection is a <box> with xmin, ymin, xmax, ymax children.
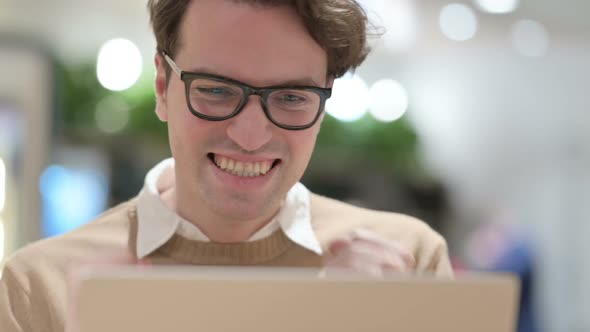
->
<box><xmin>136</xmin><ymin>158</ymin><xmax>322</xmax><ymax>258</ymax></box>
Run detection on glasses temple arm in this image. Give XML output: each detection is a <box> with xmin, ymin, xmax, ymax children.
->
<box><xmin>162</xmin><ymin>52</ymin><xmax>182</xmax><ymax>77</ymax></box>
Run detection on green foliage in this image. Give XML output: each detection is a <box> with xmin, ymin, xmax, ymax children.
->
<box><xmin>57</xmin><ymin>62</ymin><xmax>167</xmax><ymax>143</ymax></box>
<box><xmin>313</xmin><ymin>114</ymin><xmax>423</xmax><ymax>177</ymax></box>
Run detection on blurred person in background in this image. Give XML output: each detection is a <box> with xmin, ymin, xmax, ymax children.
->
<box><xmin>0</xmin><ymin>0</ymin><xmax>452</xmax><ymax>331</ymax></box>
<box><xmin>467</xmin><ymin>209</ymin><xmax>539</xmax><ymax>332</ymax></box>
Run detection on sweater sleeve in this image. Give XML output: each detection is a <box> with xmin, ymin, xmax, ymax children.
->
<box><xmin>430</xmin><ymin>240</ymin><xmax>454</xmax><ymax>278</ymax></box>
<box><xmin>413</xmin><ymin>229</ymin><xmax>454</xmax><ymax>278</ymax></box>
<box><xmin>0</xmin><ymin>266</ymin><xmax>33</xmax><ymax>332</ymax></box>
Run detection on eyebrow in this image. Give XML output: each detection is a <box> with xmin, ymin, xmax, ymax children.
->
<box><xmin>280</xmin><ymin>78</ymin><xmax>323</xmax><ymax>87</ymax></box>
<box><xmin>186</xmin><ymin>67</ymin><xmax>323</xmax><ymax>88</ymax></box>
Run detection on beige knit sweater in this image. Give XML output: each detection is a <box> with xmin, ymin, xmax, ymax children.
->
<box><xmin>0</xmin><ymin>193</ymin><xmax>452</xmax><ymax>332</ymax></box>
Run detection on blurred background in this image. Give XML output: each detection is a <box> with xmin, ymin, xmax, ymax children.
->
<box><xmin>0</xmin><ymin>0</ymin><xmax>588</xmax><ymax>331</ymax></box>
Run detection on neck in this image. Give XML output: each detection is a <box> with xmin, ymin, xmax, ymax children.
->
<box><xmin>161</xmin><ymin>186</ymin><xmax>281</xmax><ymax>243</ymax></box>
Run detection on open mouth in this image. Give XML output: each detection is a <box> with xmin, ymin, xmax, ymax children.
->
<box><xmin>207</xmin><ymin>153</ymin><xmax>281</xmax><ymax>177</ymax></box>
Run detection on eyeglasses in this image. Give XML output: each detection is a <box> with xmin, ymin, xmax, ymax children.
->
<box><xmin>162</xmin><ymin>52</ymin><xmax>332</xmax><ymax>130</ymax></box>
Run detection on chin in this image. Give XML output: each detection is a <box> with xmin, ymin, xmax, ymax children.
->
<box><xmin>211</xmin><ymin>185</ymin><xmax>274</xmax><ymax>211</ymax></box>
<box><xmin>213</xmin><ymin>200</ymin><xmax>276</xmax><ymax>222</ymax></box>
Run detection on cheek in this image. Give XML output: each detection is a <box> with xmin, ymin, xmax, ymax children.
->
<box><xmin>286</xmin><ymin>128</ymin><xmax>320</xmax><ymax>164</ymax></box>
<box><xmin>167</xmin><ymin>103</ymin><xmax>213</xmax><ymax>158</ymax></box>
<box><xmin>168</xmin><ymin>93</ymin><xmax>213</xmax><ymax>140</ymax></box>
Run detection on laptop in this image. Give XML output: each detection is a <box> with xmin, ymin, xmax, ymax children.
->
<box><xmin>76</xmin><ymin>266</ymin><xmax>519</xmax><ymax>332</ymax></box>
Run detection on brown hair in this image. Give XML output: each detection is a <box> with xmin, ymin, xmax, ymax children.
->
<box><xmin>148</xmin><ymin>0</ymin><xmax>372</xmax><ymax>79</ymax></box>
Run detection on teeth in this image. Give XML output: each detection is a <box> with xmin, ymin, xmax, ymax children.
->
<box><xmin>213</xmin><ymin>155</ymin><xmax>274</xmax><ymax>177</ymax></box>
<box><xmin>234</xmin><ymin>161</ymin><xmax>243</xmax><ymax>175</ymax></box>
<box><xmin>244</xmin><ymin>163</ymin><xmax>253</xmax><ymax>175</ymax></box>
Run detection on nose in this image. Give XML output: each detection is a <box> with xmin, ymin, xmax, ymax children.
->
<box><xmin>226</xmin><ymin>96</ymin><xmax>273</xmax><ymax>152</ymax></box>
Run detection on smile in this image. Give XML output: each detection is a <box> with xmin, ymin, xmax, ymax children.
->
<box><xmin>208</xmin><ymin>153</ymin><xmax>280</xmax><ymax>177</ymax></box>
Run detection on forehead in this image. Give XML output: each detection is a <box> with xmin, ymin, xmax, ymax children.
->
<box><xmin>175</xmin><ymin>0</ymin><xmax>328</xmax><ymax>86</ymax></box>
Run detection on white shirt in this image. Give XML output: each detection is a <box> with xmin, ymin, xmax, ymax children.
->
<box><xmin>135</xmin><ymin>158</ymin><xmax>322</xmax><ymax>258</ymax></box>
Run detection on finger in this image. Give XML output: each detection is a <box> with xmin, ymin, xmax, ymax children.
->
<box><xmin>325</xmin><ymin>242</ymin><xmax>378</xmax><ymax>266</ymax></box>
<box><xmin>327</xmin><ymin>241</ymin><xmax>407</xmax><ymax>273</ymax></box>
<box><xmin>381</xmin><ymin>254</ymin><xmax>409</xmax><ymax>272</ymax></box>
<box><xmin>345</xmin><ymin>241</ymin><xmax>413</xmax><ymax>272</ymax></box>
<box><xmin>348</xmin><ymin>260</ymin><xmax>385</xmax><ymax>278</ymax></box>
<box><xmin>324</xmin><ymin>253</ymin><xmax>386</xmax><ymax>278</ymax></box>
<box><xmin>348</xmin><ymin>229</ymin><xmax>416</xmax><ymax>268</ymax></box>
<box><xmin>327</xmin><ymin>236</ymin><xmax>355</xmax><ymax>256</ymax></box>
<box><xmin>399</xmin><ymin>248</ymin><xmax>416</xmax><ymax>269</ymax></box>
<box><xmin>328</xmin><ymin>229</ymin><xmax>390</xmax><ymax>255</ymax></box>
<box><xmin>380</xmin><ymin>242</ymin><xmax>415</xmax><ymax>269</ymax></box>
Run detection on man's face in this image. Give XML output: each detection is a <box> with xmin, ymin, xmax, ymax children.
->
<box><xmin>155</xmin><ymin>0</ymin><xmax>329</xmax><ymax>223</ymax></box>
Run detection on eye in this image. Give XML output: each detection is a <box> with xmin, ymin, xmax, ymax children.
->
<box><xmin>279</xmin><ymin>94</ymin><xmax>306</xmax><ymax>103</ymax></box>
<box><xmin>272</xmin><ymin>91</ymin><xmax>309</xmax><ymax>105</ymax></box>
<box><xmin>196</xmin><ymin>87</ymin><xmax>235</xmax><ymax>97</ymax></box>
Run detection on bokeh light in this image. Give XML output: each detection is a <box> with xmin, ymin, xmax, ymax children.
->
<box><xmin>474</xmin><ymin>0</ymin><xmax>519</xmax><ymax>14</ymax></box>
<box><xmin>511</xmin><ymin>19</ymin><xmax>550</xmax><ymax>58</ymax></box>
<box><xmin>439</xmin><ymin>3</ymin><xmax>479</xmax><ymax>42</ymax></box>
<box><xmin>369</xmin><ymin>79</ymin><xmax>409</xmax><ymax>122</ymax></box>
<box><xmin>95</xmin><ymin>95</ymin><xmax>131</xmax><ymax>134</ymax></box>
<box><xmin>360</xmin><ymin>0</ymin><xmax>418</xmax><ymax>52</ymax></box>
<box><xmin>326</xmin><ymin>73</ymin><xmax>370</xmax><ymax>122</ymax></box>
<box><xmin>96</xmin><ymin>38</ymin><xmax>143</xmax><ymax>91</ymax></box>
<box><xmin>39</xmin><ymin>165</ymin><xmax>108</xmax><ymax>237</ymax></box>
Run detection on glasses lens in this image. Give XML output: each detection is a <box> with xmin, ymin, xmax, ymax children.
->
<box><xmin>189</xmin><ymin>78</ymin><xmax>243</xmax><ymax>118</ymax></box>
<box><xmin>267</xmin><ymin>89</ymin><xmax>321</xmax><ymax>127</ymax></box>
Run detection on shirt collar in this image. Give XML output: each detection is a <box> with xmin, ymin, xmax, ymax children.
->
<box><xmin>136</xmin><ymin>158</ymin><xmax>322</xmax><ymax>258</ymax></box>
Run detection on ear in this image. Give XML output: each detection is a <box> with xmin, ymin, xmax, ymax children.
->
<box><xmin>154</xmin><ymin>53</ymin><xmax>169</xmax><ymax>122</ymax></box>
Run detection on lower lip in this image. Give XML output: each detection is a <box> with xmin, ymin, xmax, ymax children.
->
<box><xmin>208</xmin><ymin>157</ymin><xmax>279</xmax><ymax>191</ymax></box>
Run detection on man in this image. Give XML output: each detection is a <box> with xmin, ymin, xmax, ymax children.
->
<box><xmin>0</xmin><ymin>0</ymin><xmax>453</xmax><ymax>331</ymax></box>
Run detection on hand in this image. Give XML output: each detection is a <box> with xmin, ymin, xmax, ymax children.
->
<box><xmin>323</xmin><ymin>229</ymin><xmax>416</xmax><ymax>277</ymax></box>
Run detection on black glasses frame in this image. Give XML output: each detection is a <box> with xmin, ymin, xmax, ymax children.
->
<box><xmin>162</xmin><ymin>52</ymin><xmax>332</xmax><ymax>130</ymax></box>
